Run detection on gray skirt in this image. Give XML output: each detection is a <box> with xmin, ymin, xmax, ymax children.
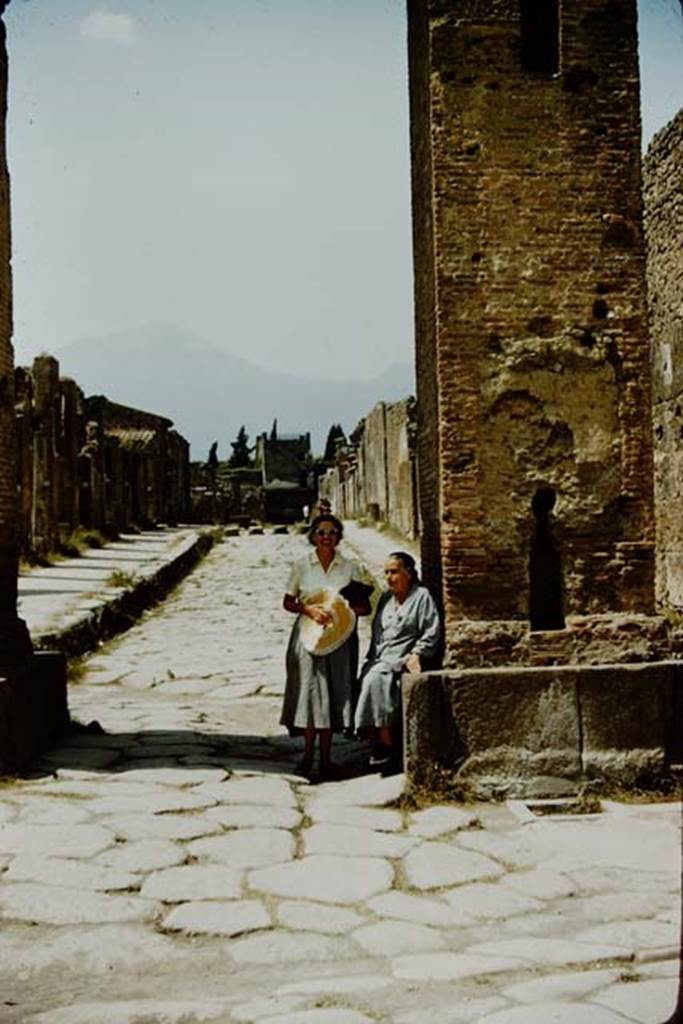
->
<box><xmin>354</xmin><ymin>662</ymin><xmax>401</xmax><ymax>730</ymax></box>
<box><xmin>280</xmin><ymin>617</ymin><xmax>358</xmax><ymax>732</ymax></box>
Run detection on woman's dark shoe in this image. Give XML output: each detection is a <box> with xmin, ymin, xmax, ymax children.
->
<box><xmin>380</xmin><ymin>754</ymin><xmax>403</xmax><ymax>777</ymax></box>
<box><xmin>368</xmin><ymin>745</ymin><xmax>389</xmax><ymax>770</ymax></box>
<box><xmin>369</xmin><ymin>743</ymin><xmax>392</xmax><ymax>768</ymax></box>
<box><xmin>295</xmin><ymin>757</ymin><xmax>315</xmax><ymax>780</ymax></box>
<box><xmin>318</xmin><ymin>760</ymin><xmax>345</xmax><ymax>781</ymax></box>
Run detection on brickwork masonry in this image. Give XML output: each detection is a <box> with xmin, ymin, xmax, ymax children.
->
<box><xmin>644</xmin><ymin>107</ymin><xmax>683</xmax><ymax>612</ymax></box>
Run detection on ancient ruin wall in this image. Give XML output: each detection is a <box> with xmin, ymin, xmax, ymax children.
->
<box><xmin>0</xmin><ymin>13</ymin><xmax>20</xmax><ymax>651</ymax></box>
<box><xmin>385</xmin><ymin>398</ymin><xmax>419</xmax><ymax>538</ymax></box>
<box><xmin>360</xmin><ymin>403</ymin><xmax>390</xmax><ymax>521</ymax></box>
<box><xmin>644</xmin><ymin>108</ymin><xmax>683</xmax><ymax>610</ymax></box>
<box><xmin>322</xmin><ymin>398</ymin><xmax>419</xmax><ymax>539</ymax></box>
<box><xmin>408</xmin><ymin>0</ymin><xmax>656</xmax><ymax>655</ymax></box>
<box><xmin>13</xmin><ymin>362</ymin><xmax>191</xmax><ymax>559</ymax></box>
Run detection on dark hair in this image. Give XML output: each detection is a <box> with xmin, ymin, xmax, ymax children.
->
<box><xmin>388</xmin><ymin>550</ymin><xmax>420</xmax><ymax>585</ymax></box>
<box><xmin>308</xmin><ymin>514</ymin><xmax>344</xmax><ymax>545</ymax></box>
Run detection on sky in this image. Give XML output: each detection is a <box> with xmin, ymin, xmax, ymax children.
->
<box><xmin>5</xmin><ymin>0</ymin><xmax>683</xmax><ymax>377</ymax></box>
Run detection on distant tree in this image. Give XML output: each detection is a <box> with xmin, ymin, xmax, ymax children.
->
<box><xmin>323</xmin><ymin>424</ymin><xmax>346</xmax><ymax>463</ymax></box>
<box><xmin>228</xmin><ymin>426</ymin><xmax>253</xmax><ymax>468</ymax></box>
<box><xmin>206</xmin><ymin>441</ymin><xmax>219</xmax><ymax>471</ymax></box>
<box><xmin>270</xmin><ymin>418</ymin><xmax>278</xmax><ymax>441</ymax></box>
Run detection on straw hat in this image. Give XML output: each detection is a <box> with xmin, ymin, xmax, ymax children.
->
<box><xmin>299</xmin><ymin>588</ymin><xmax>356</xmax><ymax>656</ymax></box>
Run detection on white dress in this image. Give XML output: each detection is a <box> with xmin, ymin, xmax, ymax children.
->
<box><xmin>280</xmin><ymin>549</ymin><xmax>364</xmax><ymax>732</ymax></box>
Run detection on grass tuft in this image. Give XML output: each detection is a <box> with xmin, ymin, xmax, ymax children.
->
<box><xmin>106</xmin><ymin>568</ymin><xmax>137</xmax><ymax>588</ymax></box>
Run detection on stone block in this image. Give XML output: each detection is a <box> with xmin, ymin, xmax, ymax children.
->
<box><xmin>403</xmin><ymin>661</ymin><xmax>682</xmax><ymax>791</ymax></box>
<box><xmin>579</xmin><ymin>661</ymin><xmax>682</xmax><ymax>783</ymax></box>
<box><xmin>0</xmin><ymin>651</ymin><xmax>69</xmax><ymax>773</ymax></box>
<box><xmin>403</xmin><ymin>667</ymin><xmax>581</xmax><ymax>785</ymax></box>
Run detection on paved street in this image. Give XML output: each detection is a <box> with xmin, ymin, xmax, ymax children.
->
<box><xmin>0</xmin><ymin>530</ymin><xmax>681</xmax><ymax>1024</ymax></box>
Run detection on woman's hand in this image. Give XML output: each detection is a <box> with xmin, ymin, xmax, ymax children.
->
<box><xmin>404</xmin><ymin>652</ymin><xmax>422</xmax><ymax>674</ymax></box>
<box><xmin>304</xmin><ymin>603</ymin><xmax>333</xmax><ymax>626</ymax></box>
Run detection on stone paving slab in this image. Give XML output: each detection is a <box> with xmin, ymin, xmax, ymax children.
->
<box><xmin>95</xmin><ymin>838</ymin><xmax>186</xmax><ymax>872</ymax></box>
<box><xmin>593</xmin><ymin>976</ymin><xmax>680</xmax><ymax>1022</ymax></box>
<box><xmin>502</xmin><ymin>968</ymin><xmax>622</xmax><ymax>1003</ymax></box>
<box><xmin>162</xmin><ymin>898</ymin><xmax>270</xmax><ymax>936</ymax></box>
<box><xmin>276</xmin><ymin>900</ymin><xmax>366</xmax><ymax>934</ymax></box>
<box><xmin>353</xmin><ymin>919</ymin><xmax>447</xmax><ymax>956</ymax></box>
<box><xmin>111</xmin><ymin>812</ymin><xmax>224</xmax><ymax>842</ymax></box>
<box><xmin>0</xmin><ymin>883</ymin><xmax>160</xmax><ymax>925</ymax></box>
<box><xmin>305</xmin><ymin>799</ymin><xmax>403</xmax><ymax>832</ymax></box>
<box><xmin>367</xmin><ymin>890</ymin><xmax>471</xmax><ymax>927</ymax></box>
<box><xmin>408</xmin><ymin>806</ymin><xmax>480</xmax><ymax>838</ymax></box>
<box><xmin>203</xmin><ymin>804</ymin><xmax>302</xmax><ymax>830</ymax></box>
<box><xmin>403</xmin><ymin>841</ymin><xmax>505</xmax><ymax>889</ymax></box>
<box><xmin>141</xmin><ymin>864</ymin><xmax>244</xmax><ymax>901</ymax></box>
<box><xmin>0</xmin><ymin>824</ymin><xmax>114</xmax><ymax>858</ymax></box>
<box><xmin>249</xmin><ymin>854</ymin><xmax>395</xmax><ymax>904</ymax></box>
<box><xmin>4</xmin><ymin>854</ymin><xmax>138</xmax><ymax>891</ymax></box>
<box><xmin>391</xmin><ymin>952</ymin><xmax>527</xmax><ymax>981</ymax></box>
<box><xmin>444</xmin><ymin>882</ymin><xmax>543</xmax><ymax>920</ymax></box>
<box><xmin>303</xmin><ymin>823</ymin><xmax>417</xmax><ymax>858</ymax></box>
<box><xmin>187</xmin><ymin>828</ymin><xmax>295</xmax><ymax>868</ymax></box>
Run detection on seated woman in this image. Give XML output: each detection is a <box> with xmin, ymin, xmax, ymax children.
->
<box><xmin>281</xmin><ymin>513</ymin><xmax>370</xmax><ymax>780</ymax></box>
<box><xmin>354</xmin><ymin>551</ymin><xmax>441</xmax><ymax>774</ymax></box>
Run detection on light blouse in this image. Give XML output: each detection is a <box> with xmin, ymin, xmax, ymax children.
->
<box><xmin>366</xmin><ymin>585</ymin><xmax>441</xmax><ymax>672</ymax></box>
<box><xmin>285</xmin><ymin>549</ymin><xmax>363</xmax><ymax>602</ymax></box>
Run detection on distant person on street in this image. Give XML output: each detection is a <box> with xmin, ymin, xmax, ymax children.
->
<box><xmin>281</xmin><ymin>513</ymin><xmax>371</xmax><ymax>780</ymax></box>
<box><xmin>355</xmin><ymin>551</ymin><xmax>441</xmax><ymax>776</ymax></box>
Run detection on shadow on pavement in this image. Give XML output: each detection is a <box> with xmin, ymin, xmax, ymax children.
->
<box><xmin>23</xmin><ymin>726</ymin><xmax>377</xmax><ymax>784</ymax></box>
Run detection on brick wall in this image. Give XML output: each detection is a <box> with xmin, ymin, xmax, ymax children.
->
<box><xmin>644</xmin><ymin>109</ymin><xmax>683</xmax><ymax>610</ymax></box>
<box><xmin>408</xmin><ymin>0</ymin><xmax>656</xmax><ymax>659</ymax></box>
<box><xmin>322</xmin><ymin>398</ymin><xmax>419</xmax><ymax>540</ymax></box>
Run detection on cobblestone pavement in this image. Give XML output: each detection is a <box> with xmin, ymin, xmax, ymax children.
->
<box><xmin>1</xmin><ymin>532</ymin><xmax>681</xmax><ymax>1024</ymax></box>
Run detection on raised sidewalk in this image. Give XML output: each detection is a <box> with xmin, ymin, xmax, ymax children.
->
<box><xmin>18</xmin><ymin>527</ymin><xmax>216</xmax><ymax>656</ymax></box>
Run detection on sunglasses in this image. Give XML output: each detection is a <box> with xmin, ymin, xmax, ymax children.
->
<box><xmin>315</xmin><ymin>529</ymin><xmax>339</xmax><ymax>537</ymax></box>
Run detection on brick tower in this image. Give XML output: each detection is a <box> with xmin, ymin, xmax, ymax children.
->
<box><xmin>408</xmin><ymin>0</ymin><xmax>663</xmax><ymax>667</ymax></box>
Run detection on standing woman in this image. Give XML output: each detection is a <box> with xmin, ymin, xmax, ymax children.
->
<box><xmin>355</xmin><ymin>551</ymin><xmax>441</xmax><ymax>773</ymax></box>
<box><xmin>281</xmin><ymin>514</ymin><xmax>370</xmax><ymax>779</ymax></box>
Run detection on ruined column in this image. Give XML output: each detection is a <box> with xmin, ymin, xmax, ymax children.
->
<box><xmin>0</xmin><ymin>8</ymin><xmax>68</xmax><ymax>773</ymax></box>
<box><xmin>31</xmin><ymin>354</ymin><xmax>60</xmax><ymax>558</ymax></box>
<box><xmin>0</xmin><ymin>10</ymin><xmax>30</xmax><ymax>659</ymax></box>
<box><xmin>408</xmin><ymin>0</ymin><xmax>661</xmax><ymax>667</ymax></box>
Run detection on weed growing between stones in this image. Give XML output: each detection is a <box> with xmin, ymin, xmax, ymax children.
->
<box><xmin>59</xmin><ymin>527</ymin><xmax>107</xmax><ymax>557</ymax></box>
<box><xmin>106</xmin><ymin>569</ymin><xmax>137</xmax><ymax>588</ymax></box>
<box><xmin>618</xmin><ymin>969</ymin><xmax>642</xmax><ymax>983</ymax></box>
<box><xmin>66</xmin><ymin>656</ymin><xmax>88</xmax><ymax>685</ymax></box>
<box><xmin>389</xmin><ymin>762</ymin><xmax>477</xmax><ymax>810</ymax></box>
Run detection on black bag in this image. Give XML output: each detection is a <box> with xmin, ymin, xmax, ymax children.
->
<box><xmin>339</xmin><ymin>580</ymin><xmax>374</xmax><ymax>606</ymax></box>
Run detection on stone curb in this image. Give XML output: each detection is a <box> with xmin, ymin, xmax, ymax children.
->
<box><xmin>31</xmin><ymin>528</ymin><xmax>218</xmax><ymax>658</ymax></box>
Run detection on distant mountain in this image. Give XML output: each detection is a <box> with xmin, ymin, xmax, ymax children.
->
<box><xmin>52</xmin><ymin>324</ymin><xmax>415</xmax><ymax>459</ymax></box>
